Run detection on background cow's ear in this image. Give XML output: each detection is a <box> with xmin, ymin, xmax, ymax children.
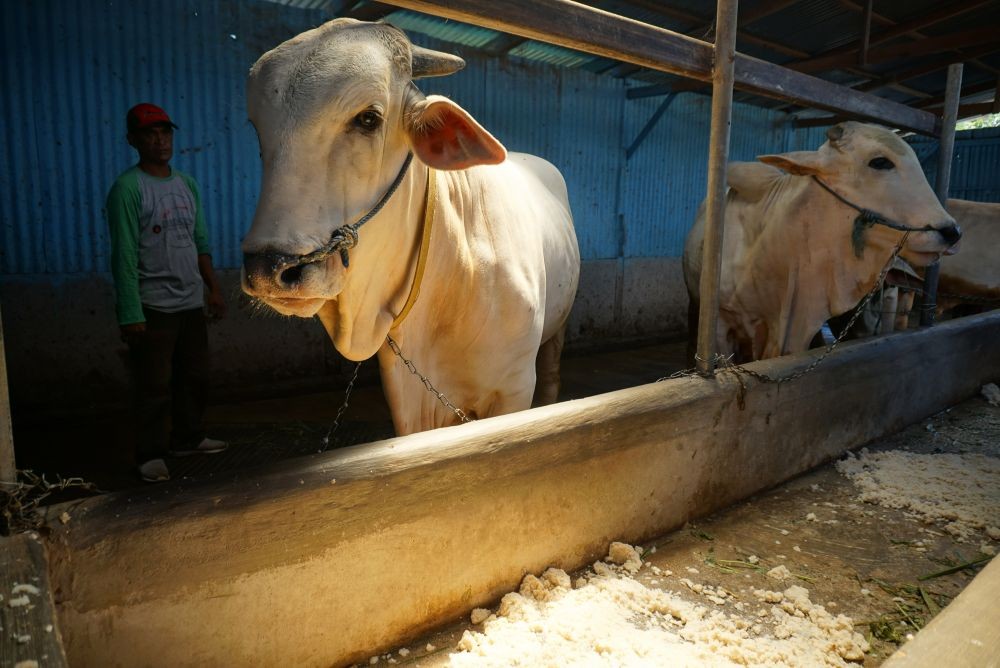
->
<box><xmin>406</xmin><ymin>95</ymin><xmax>507</xmax><ymax>170</ymax></box>
<box><xmin>758</xmin><ymin>151</ymin><xmax>825</xmax><ymax>176</ymax></box>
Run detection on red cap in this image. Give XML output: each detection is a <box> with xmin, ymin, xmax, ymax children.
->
<box><xmin>126</xmin><ymin>103</ymin><xmax>179</xmax><ymax>131</ymax></box>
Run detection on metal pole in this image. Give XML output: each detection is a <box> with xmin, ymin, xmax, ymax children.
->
<box><xmin>920</xmin><ymin>62</ymin><xmax>963</xmax><ymax>327</ymax></box>
<box><xmin>695</xmin><ymin>0</ymin><xmax>739</xmax><ymax>376</ymax></box>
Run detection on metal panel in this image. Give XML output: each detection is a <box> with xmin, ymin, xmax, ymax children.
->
<box><xmin>0</xmin><ymin>0</ymin><xmax>323</xmax><ymax>275</ymax></box>
<box><xmin>620</xmin><ymin>92</ymin><xmax>790</xmax><ymax>258</ymax></box>
<box><xmin>909</xmin><ymin>127</ymin><xmax>1000</xmax><ymax>203</ymax></box>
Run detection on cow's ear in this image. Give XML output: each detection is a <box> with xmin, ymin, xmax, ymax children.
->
<box><xmin>406</xmin><ymin>95</ymin><xmax>507</xmax><ymax>170</ymax></box>
<box><xmin>757</xmin><ymin>151</ymin><xmax>824</xmax><ymax>176</ymax></box>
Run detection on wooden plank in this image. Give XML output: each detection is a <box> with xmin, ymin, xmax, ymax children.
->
<box><xmin>695</xmin><ymin>0</ymin><xmax>739</xmax><ymax>376</ymax></box>
<box><xmin>43</xmin><ymin>312</ymin><xmax>1000</xmax><ymax>667</ymax></box>
<box><xmin>0</xmin><ymin>533</ymin><xmax>68</xmax><ymax>667</ymax></box>
<box><xmin>0</xmin><ymin>304</ymin><xmax>15</xmax><ymax>484</ymax></box>
<box><xmin>376</xmin><ymin>0</ymin><xmax>939</xmax><ymax>135</ymax></box>
<box><xmin>791</xmin><ymin>0</ymin><xmax>994</xmax><ymax>72</ymax></box>
<box><xmin>881</xmin><ymin>556</ymin><xmax>1000</xmax><ymax>667</ymax></box>
<box><xmin>793</xmin><ymin>24</ymin><xmax>999</xmax><ymax>73</ymax></box>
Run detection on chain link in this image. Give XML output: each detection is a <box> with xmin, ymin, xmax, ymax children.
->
<box><xmin>321</xmin><ymin>361</ymin><xmax>362</xmax><ymax>451</ymax></box>
<box><xmin>386</xmin><ymin>335</ymin><xmax>472</xmax><ymax>424</ymax></box>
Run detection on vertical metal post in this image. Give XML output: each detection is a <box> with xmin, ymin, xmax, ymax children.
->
<box><xmin>0</xmin><ymin>304</ymin><xmax>15</xmax><ymax>484</ymax></box>
<box><xmin>859</xmin><ymin>0</ymin><xmax>873</xmax><ymax>67</ymax></box>
<box><xmin>920</xmin><ymin>62</ymin><xmax>963</xmax><ymax>327</ymax></box>
<box><xmin>695</xmin><ymin>0</ymin><xmax>739</xmax><ymax>376</ymax></box>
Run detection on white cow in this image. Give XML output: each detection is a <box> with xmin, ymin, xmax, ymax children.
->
<box><xmin>683</xmin><ymin>122</ymin><xmax>962</xmax><ymax>363</ymax></box>
<box><xmin>938</xmin><ymin>199</ymin><xmax>1000</xmax><ymax>315</ymax></box>
<box><xmin>832</xmin><ymin>198</ymin><xmax>998</xmax><ymax>338</ymax></box>
<box><xmin>241</xmin><ymin>19</ymin><xmax>580</xmax><ymax>435</ymax></box>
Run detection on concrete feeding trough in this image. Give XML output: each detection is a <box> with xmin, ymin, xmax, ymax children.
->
<box><xmin>20</xmin><ymin>311</ymin><xmax>1000</xmax><ymax>666</ymax></box>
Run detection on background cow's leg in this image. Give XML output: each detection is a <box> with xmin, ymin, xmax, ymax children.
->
<box><xmin>532</xmin><ymin>327</ymin><xmax>565</xmax><ymax>407</ymax></box>
<box><xmin>685</xmin><ymin>298</ymin><xmax>700</xmax><ymax>367</ymax></box>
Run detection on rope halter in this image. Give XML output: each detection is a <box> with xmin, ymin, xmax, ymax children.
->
<box><xmin>810</xmin><ymin>176</ymin><xmax>937</xmax><ymax>258</ymax></box>
<box><xmin>274</xmin><ymin>152</ymin><xmax>415</xmax><ymax>273</ymax></box>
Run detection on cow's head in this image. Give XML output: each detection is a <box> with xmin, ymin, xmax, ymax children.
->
<box><xmin>757</xmin><ymin>122</ymin><xmax>960</xmax><ymax>268</ymax></box>
<box><xmin>241</xmin><ymin>19</ymin><xmax>506</xmax><ymax>318</ymax></box>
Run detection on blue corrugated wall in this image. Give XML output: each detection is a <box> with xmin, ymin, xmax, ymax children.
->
<box><xmin>0</xmin><ymin>0</ymin><xmax>324</xmax><ymax>275</ymax></box>
<box><xmin>2</xmin><ymin>0</ymin><xmax>998</xmax><ymax>276</ymax></box>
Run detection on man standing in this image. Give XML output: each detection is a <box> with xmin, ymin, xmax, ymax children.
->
<box><xmin>106</xmin><ymin>103</ymin><xmax>228</xmax><ymax>483</ymax></box>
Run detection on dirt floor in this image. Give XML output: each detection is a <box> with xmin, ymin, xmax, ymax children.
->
<box><xmin>9</xmin><ymin>340</ymin><xmax>688</xmax><ymax>495</ymax></box>
<box><xmin>369</xmin><ymin>392</ymin><xmax>1000</xmax><ymax>667</ymax></box>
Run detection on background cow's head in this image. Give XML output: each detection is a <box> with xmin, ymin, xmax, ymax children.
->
<box><xmin>241</xmin><ymin>19</ymin><xmax>506</xmax><ymax>317</ymax></box>
<box><xmin>757</xmin><ymin>121</ymin><xmax>960</xmax><ymax>267</ymax></box>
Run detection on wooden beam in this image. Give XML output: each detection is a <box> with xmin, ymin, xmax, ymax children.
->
<box><xmin>375</xmin><ymin>0</ymin><xmax>938</xmax><ymax>134</ymax></box>
<box><xmin>856</xmin><ymin>42</ymin><xmax>1000</xmax><ymax>93</ymax></box>
<box><xmin>0</xmin><ymin>533</ymin><xmax>68</xmax><ymax>667</ymax></box>
<box><xmin>792</xmin><ymin>0</ymin><xmax>994</xmax><ymax>72</ymax></box>
<box><xmin>792</xmin><ymin>24</ymin><xmax>1000</xmax><ymax>73</ymax></box>
<box><xmin>918</xmin><ymin>79</ymin><xmax>996</xmax><ymax>109</ymax></box>
<box><xmin>480</xmin><ymin>32</ymin><xmax>527</xmax><ymax>56</ymax></box>
<box><xmin>0</xmin><ymin>304</ymin><xmax>14</xmax><ymax>484</ymax></box>
<box><xmin>695</xmin><ymin>0</ymin><xmax>739</xmax><ymax>376</ymax></box>
<box><xmin>859</xmin><ymin>0</ymin><xmax>873</xmax><ymax>67</ymax></box>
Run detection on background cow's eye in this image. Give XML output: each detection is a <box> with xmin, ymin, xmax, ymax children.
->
<box><xmin>354</xmin><ymin>110</ymin><xmax>382</xmax><ymax>132</ymax></box>
<box><xmin>868</xmin><ymin>156</ymin><xmax>895</xmax><ymax>171</ymax></box>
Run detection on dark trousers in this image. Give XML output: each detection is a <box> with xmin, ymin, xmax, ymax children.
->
<box><xmin>127</xmin><ymin>307</ymin><xmax>209</xmax><ymax>463</ymax></box>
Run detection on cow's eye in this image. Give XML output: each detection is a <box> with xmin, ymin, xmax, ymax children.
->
<box><xmin>354</xmin><ymin>109</ymin><xmax>382</xmax><ymax>133</ymax></box>
<box><xmin>868</xmin><ymin>156</ymin><xmax>895</xmax><ymax>170</ymax></box>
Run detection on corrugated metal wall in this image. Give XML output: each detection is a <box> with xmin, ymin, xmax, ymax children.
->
<box><xmin>0</xmin><ymin>0</ymin><xmax>324</xmax><ymax>275</ymax></box>
<box><xmin>908</xmin><ymin>127</ymin><xmax>1000</xmax><ymax>203</ymax></box>
<box><xmin>3</xmin><ymin>1</ymin><xmax>997</xmax><ymax>276</ymax></box>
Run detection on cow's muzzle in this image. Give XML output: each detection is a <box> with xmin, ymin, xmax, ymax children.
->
<box><xmin>936</xmin><ymin>223</ymin><xmax>962</xmax><ymax>248</ymax></box>
<box><xmin>243</xmin><ymin>250</ymin><xmax>315</xmax><ymax>294</ymax></box>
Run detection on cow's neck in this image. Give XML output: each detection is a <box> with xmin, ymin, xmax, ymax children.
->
<box><xmin>748</xmin><ymin>175</ymin><xmax>890</xmax><ymax>355</ymax></box>
<box><xmin>317</xmin><ymin>162</ymin><xmax>432</xmax><ymax>361</ymax></box>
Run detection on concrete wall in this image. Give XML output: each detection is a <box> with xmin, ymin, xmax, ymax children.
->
<box><xmin>2</xmin><ymin>258</ymin><xmax>690</xmax><ymax>413</ymax></box>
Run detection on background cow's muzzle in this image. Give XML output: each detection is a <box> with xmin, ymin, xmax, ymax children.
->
<box><xmin>936</xmin><ymin>223</ymin><xmax>962</xmax><ymax>247</ymax></box>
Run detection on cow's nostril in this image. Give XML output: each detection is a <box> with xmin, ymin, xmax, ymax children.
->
<box><xmin>280</xmin><ymin>264</ymin><xmax>304</xmax><ymax>286</ymax></box>
<box><xmin>939</xmin><ymin>223</ymin><xmax>962</xmax><ymax>246</ymax></box>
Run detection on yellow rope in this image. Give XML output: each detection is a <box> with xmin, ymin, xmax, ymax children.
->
<box><xmin>390</xmin><ymin>168</ymin><xmax>436</xmax><ymax>329</ymax></box>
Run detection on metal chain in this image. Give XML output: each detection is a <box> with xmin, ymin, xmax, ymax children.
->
<box><xmin>321</xmin><ymin>361</ymin><xmax>362</xmax><ymax>451</ymax></box>
<box><xmin>385</xmin><ymin>335</ymin><xmax>472</xmax><ymax>424</ymax></box>
<box><xmin>726</xmin><ymin>232</ymin><xmax>910</xmax><ymax>385</ymax></box>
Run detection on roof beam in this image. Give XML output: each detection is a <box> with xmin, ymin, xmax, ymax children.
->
<box><xmin>791</xmin><ymin>23</ymin><xmax>1000</xmax><ymax>74</ymax></box>
<box><xmin>377</xmin><ymin>0</ymin><xmax>939</xmax><ymax>135</ymax></box>
<box><xmin>796</xmin><ymin>80</ymin><xmax>998</xmax><ymax>128</ymax></box>
<box><xmin>856</xmin><ymin>42</ymin><xmax>1000</xmax><ymax>94</ymax></box>
<box><xmin>790</xmin><ymin>0</ymin><xmax>997</xmax><ymax>73</ymax></box>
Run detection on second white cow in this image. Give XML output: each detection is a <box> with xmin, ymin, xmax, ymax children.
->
<box><xmin>241</xmin><ymin>19</ymin><xmax>580</xmax><ymax>435</ymax></box>
<box><xmin>683</xmin><ymin>122</ymin><xmax>961</xmax><ymax>362</ymax></box>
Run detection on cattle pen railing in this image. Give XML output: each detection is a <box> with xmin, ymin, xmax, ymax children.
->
<box><xmin>375</xmin><ymin>0</ymin><xmax>963</xmax><ymax>376</ymax></box>
<box><xmin>3</xmin><ymin>1</ymin><xmax>995</xmax><ymax>666</ymax></box>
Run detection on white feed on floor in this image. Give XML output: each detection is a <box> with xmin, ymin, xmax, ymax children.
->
<box><xmin>447</xmin><ymin>543</ymin><xmax>868</xmax><ymax>667</ymax></box>
<box><xmin>836</xmin><ymin>448</ymin><xmax>1000</xmax><ymax>545</ymax></box>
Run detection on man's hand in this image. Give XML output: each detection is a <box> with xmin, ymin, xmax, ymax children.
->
<box><xmin>120</xmin><ymin>322</ymin><xmax>146</xmax><ymax>343</ymax></box>
<box><xmin>207</xmin><ymin>288</ymin><xmax>227</xmax><ymax>319</ymax></box>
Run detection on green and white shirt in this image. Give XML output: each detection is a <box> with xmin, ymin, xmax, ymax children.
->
<box><xmin>106</xmin><ymin>166</ymin><xmax>211</xmax><ymax>325</ymax></box>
